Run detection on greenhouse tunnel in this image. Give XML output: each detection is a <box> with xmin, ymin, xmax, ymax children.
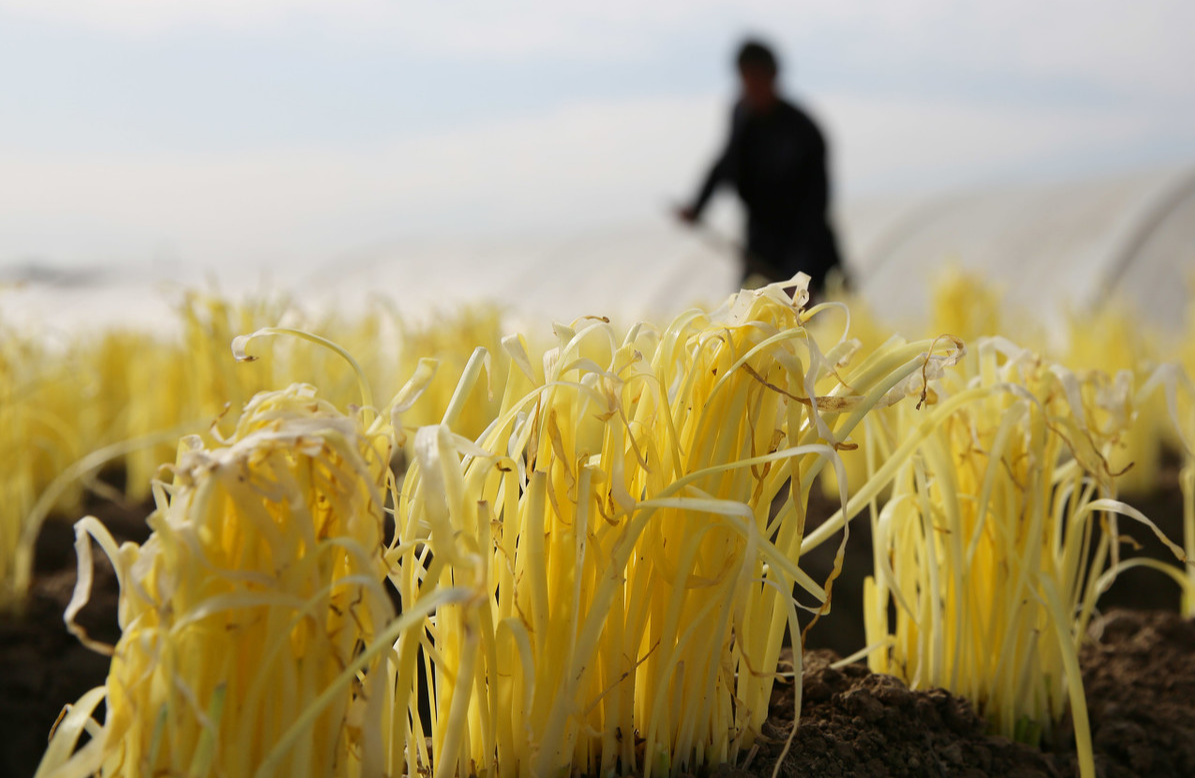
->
<box><xmin>844</xmin><ymin>165</ymin><xmax>1195</xmax><ymax>334</ymax></box>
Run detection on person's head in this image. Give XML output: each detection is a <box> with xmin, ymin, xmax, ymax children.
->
<box><xmin>736</xmin><ymin>39</ymin><xmax>779</xmax><ymax>112</ymax></box>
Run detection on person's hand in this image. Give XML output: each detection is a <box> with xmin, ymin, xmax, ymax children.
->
<box><xmin>675</xmin><ymin>205</ymin><xmax>699</xmax><ymax>225</ymax></box>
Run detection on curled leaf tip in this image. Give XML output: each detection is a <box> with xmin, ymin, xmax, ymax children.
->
<box><xmin>230</xmin><ymin>333</ymin><xmax>257</xmax><ymax>362</ymax></box>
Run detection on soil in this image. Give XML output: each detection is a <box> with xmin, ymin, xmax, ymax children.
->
<box><xmin>0</xmin><ymin>488</ymin><xmax>151</xmax><ymax>778</ymax></box>
<box><xmin>732</xmin><ymin>612</ymin><xmax>1195</xmax><ymax>778</ymax></box>
<box><xmin>3</xmin><ymin>471</ymin><xmax>1193</xmax><ymax>778</ymax></box>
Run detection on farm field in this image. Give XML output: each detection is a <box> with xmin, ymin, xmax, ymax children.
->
<box><xmin>3</xmin><ymin>272</ymin><xmax>1194</xmax><ymax>778</ymax></box>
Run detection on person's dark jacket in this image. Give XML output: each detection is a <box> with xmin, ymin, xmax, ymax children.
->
<box><xmin>691</xmin><ymin>98</ymin><xmax>843</xmax><ymax>290</ymax></box>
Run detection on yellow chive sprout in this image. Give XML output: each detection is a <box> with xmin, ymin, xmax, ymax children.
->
<box><xmin>37</xmin><ymin>384</ymin><xmax>399</xmax><ymax>778</ymax></box>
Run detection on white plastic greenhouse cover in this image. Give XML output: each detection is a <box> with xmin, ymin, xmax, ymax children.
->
<box><xmin>3</xmin><ymin>165</ymin><xmax>1193</xmax><ymax>336</ymax></box>
<box><xmin>842</xmin><ymin>165</ymin><xmax>1195</xmax><ymax>334</ymax></box>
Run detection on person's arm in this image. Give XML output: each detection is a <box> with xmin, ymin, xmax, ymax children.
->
<box><xmin>680</xmin><ymin>105</ymin><xmax>743</xmax><ymax>222</ymax></box>
<box><xmin>688</xmin><ymin>152</ymin><xmax>728</xmax><ymax>220</ymax></box>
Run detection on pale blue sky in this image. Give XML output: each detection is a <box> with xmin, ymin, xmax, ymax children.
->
<box><xmin>1</xmin><ymin>1</ymin><xmax>1193</xmax><ymax>270</ymax></box>
<box><xmin>0</xmin><ymin>4</ymin><xmax>1177</xmax><ymax>154</ymax></box>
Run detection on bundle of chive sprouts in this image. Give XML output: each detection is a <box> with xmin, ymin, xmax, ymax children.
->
<box><xmin>383</xmin><ymin>278</ymin><xmax>964</xmax><ymax>777</ymax></box>
<box><xmin>801</xmin><ymin>337</ymin><xmax>1189</xmax><ymax>778</ymax></box>
<box><xmin>36</xmin><ymin>384</ymin><xmax>399</xmax><ymax>778</ymax></box>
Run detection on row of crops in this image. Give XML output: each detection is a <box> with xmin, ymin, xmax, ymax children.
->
<box><xmin>8</xmin><ymin>270</ymin><xmax>1195</xmax><ymax>777</ymax></box>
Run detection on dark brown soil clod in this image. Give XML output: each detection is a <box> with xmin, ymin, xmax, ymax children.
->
<box><xmin>729</xmin><ymin>610</ymin><xmax>1195</xmax><ymax>778</ymax></box>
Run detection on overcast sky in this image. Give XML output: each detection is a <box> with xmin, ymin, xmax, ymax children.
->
<box><xmin>2</xmin><ymin>0</ymin><xmax>1193</xmax><ymax>271</ymax></box>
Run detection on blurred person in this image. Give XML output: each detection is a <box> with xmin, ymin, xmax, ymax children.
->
<box><xmin>677</xmin><ymin>39</ymin><xmax>844</xmax><ymax>296</ymax></box>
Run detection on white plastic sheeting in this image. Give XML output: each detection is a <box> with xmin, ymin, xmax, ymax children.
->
<box><xmin>844</xmin><ymin>166</ymin><xmax>1195</xmax><ymax>333</ymax></box>
<box><xmin>3</xmin><ymin>166</ymin><xmax>1193</xmax><ymax>335</ymax></box>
